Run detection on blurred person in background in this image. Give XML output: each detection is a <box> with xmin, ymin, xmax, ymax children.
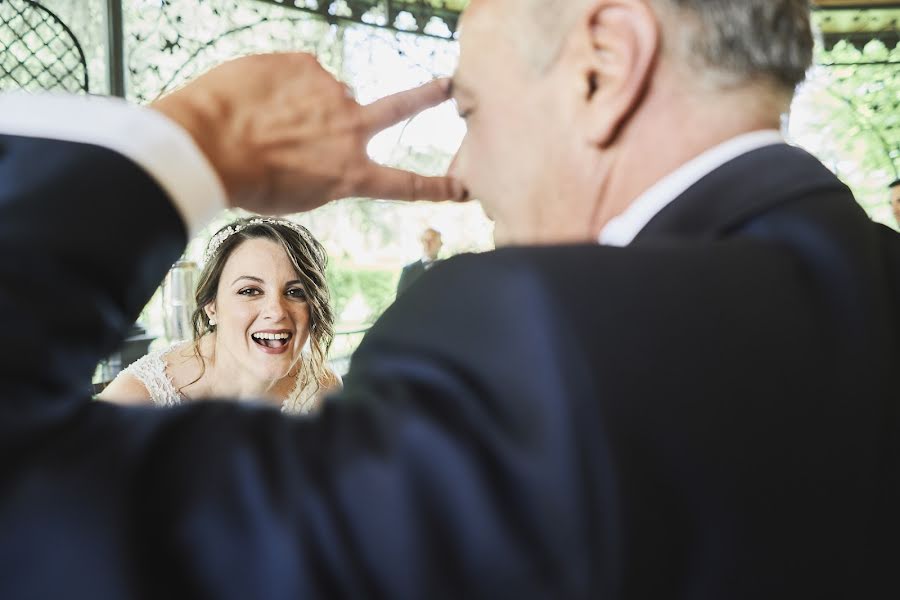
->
<box><xmin>396</xmin><ymin>227</ymin><xmax>443</xmax><ymax>295</ymax></box>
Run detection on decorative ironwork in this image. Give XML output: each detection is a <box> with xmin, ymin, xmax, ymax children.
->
<box><xmin>122</xmin><ymin>0</ymin><xmax>463</xmax><ymax>134</ymax></box>
<box><xmin>792</xmin><ymin>32</ymin><xmax>900</xmax><ymax>227</ymax></box>
<box><xmin>0</xmin><ymin>0</ymin><xmax>89</xmax><ymax>93</ymax></box>
<box><xmin>253</xmin><ymin>0</ymin><xmax>465</xmax><ymax>39</ymax></box>
<box><xmin>812</xmin><ymin>5</ymin><xmax>900</xmax><ymax>51</ymax></box>
<box><xmin>125</xmin><ymin>0</ymin><xmax>339</xmax><ymax>104</ymax></box>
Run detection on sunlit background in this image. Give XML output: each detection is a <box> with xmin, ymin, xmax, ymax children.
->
<box><xmin>1</xmin><ymin>0</ymin><xmax>897</xmax><ymax>377</ymax></box>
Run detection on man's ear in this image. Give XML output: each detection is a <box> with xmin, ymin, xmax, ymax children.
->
<box><xmin>570</xmin><ymin>0</ymin><xmax>659</xmax><ymax>147</ymax></box>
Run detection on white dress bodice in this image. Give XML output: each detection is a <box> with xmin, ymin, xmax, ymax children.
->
<box><xmin>122</xmin><ymin>344</ymin><xmax>320</xmax><ymax>415</ymax></box>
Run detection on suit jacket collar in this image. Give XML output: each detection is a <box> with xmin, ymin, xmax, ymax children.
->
<box><xmin>631</xmin><ymin>144</ymin><xmax>847</xmax><ymax>244</ymax></box>
<box><xmin>600</xmin><ymin>131</ymin><xmax>784</xmax><ymax>246</ymax></box>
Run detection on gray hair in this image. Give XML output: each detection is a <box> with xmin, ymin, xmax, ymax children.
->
<box><xmin>655</xmin><ymin>0</ymin><xmax>813</xmax><ymax>91</ymax></box>
<box><xmin>520</xmin><ymin>0</ymin><xmax>813</xmax><ymax>92</ymax></box>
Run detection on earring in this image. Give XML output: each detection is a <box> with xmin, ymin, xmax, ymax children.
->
<box><xmin>208</xmin><ymin>317</ymin><xmax>217</xmax><ymax>327</ymax></box>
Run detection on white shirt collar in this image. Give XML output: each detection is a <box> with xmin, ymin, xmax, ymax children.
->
<box><xmin>598</xmin><ymin>130</ymin><xmax>785</xmax><ymax>247</ymax></box>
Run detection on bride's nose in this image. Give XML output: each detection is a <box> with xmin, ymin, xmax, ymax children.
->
<box><xmin>260</xmin><ymin>293</ymin><xmax>289</xmax><ymax>321</ymax></box>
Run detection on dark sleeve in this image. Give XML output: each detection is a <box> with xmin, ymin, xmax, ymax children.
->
<box><xmin>0</xmin><ymin>135</ymin><xmax>589</xmax><ymax>597</ymax></box>
<box><xmin>0</xmin><ymin>134</ymin><xmax>187</xmax><ymax>409</ymax></box>
<box><xmin>120</xmin><ymin>255</ymin><xmax>592</xmax><ymax>599</ymax></box>
<box><xmin>395</xmin><ymin>263</ymin><xmax>413</xmax><ymax>296</ymax></box>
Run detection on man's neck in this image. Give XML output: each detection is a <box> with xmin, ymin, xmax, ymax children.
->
<box><xmin>589</xmin><ymin>86</ymin><xmax>785</xmax><ymax>238</ymax></box>
<box><xmin>599</xmin><ymin>130</ymin><xmax>784</xmax><ymax>246</ymax></box>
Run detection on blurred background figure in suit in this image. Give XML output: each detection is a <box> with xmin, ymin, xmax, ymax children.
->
<box><xmin>396</xmin><ymin>227</ymin><xmax>443</xmax><ymax>296</ymax></box>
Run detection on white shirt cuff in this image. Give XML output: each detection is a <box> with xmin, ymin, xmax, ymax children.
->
<box><xmin>0</xmin><ymin>92</ymin><xmax>227</xmax><ymax>238</ymax></box>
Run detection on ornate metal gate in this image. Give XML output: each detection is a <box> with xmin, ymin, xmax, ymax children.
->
<box><xmin>0</xmin><ymin>0</ymin><xmax>89</xmax><ymax>93</ymax></box>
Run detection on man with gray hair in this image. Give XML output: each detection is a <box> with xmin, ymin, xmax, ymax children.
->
<box><xmin>0</xmin><ymin>0</ymin><xmax>898</xmax><ymax>598</ymax></box>
<box><xmin>450</xmin><ymin>0</ymin><xmax>815</xmax><ymax>245</ymax></box>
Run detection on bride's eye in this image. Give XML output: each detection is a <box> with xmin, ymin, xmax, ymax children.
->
<box><xmin>238</xmin><ymin>287</ymin><xmax>261</xmax><ymax>296</ymax></box>
<box><xmin>287</xmin><ymin>288</ymin><xmax>307</xmax><ymax>300</ymax></box>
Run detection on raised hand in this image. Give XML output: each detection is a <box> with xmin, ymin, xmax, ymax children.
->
<box><xmin>152</xmin><ymin>53</ymin><xmax>465</xmax><ymax>215</ymax></box>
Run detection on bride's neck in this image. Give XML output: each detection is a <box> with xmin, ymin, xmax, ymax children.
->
<box><xmin>196</xmin><ymin>335</ymin><xmax>295</xmax><ymax>404</ymax></box>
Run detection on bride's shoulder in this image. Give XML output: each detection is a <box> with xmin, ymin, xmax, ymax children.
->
<box><xmin>161</xmin><ymin>340</ymin><xmax>198</xmax><ymax>364</ymax></box>
<box><xmin>161</xmin><ymin>341</ymin><xmax>205</xmax><ymax>387</ymax></box>
<box><xmin>98</xmin><ymin>341</ymin><xmax>189</xmax><ymax>405</ymax></box>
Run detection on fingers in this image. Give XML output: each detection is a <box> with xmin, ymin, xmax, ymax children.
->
<box><xmin>353</xmin><ymin>164</ymin><xmax>467</xmax><ymax>203</ymax></box>
<box><xmin>360</xmin><ymin>79</ymin><xmax>452</xmax><ymax>135</ymax></box>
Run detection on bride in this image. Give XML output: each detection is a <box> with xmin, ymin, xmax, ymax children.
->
<box><xmin>100</xmin><ymin>217</ymin><xmax>340</xmax><ymax>414</ymax></box>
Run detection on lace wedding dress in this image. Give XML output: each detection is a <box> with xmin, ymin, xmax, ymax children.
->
<box><xmin>122</xmin><ymin>344</ymin><xmax>320</xmax><ymax>415</ymax></box>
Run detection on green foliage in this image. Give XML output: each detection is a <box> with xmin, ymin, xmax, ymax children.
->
<box><xmin>789</xmin><ymin>35</ymin><xmax>899</xmax><ymax>228</ymax></box>
<box><xmin>326</xmin><ymin>261</ymin><xmax>400</xmax><ymax>327</ymax></box>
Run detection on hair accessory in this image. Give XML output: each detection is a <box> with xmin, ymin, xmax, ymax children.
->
<box><xmin>203</xmin><ymin>218</ymin><xmax>315</xmax><ymax>263</ymax></box>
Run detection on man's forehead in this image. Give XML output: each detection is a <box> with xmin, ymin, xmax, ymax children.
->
<box><xmin>463</xmin><ymin>0</ymin><xmax>504</xmax><ymax>19</ymax></box>
<box><xmin>459</xmin><ymin>0</ymin><xmax>519</xmax><ymax>41</ymax></box>
<box><xmin>454</xmin><ymin>0</ymin><xmax>525</xmax><ymax>95</ymax></box>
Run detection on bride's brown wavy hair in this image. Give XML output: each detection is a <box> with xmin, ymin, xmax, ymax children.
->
<box><xmin>188</xmin><ymin>218</ymin><xmax>334</xmax><ymax>395</ymax></box>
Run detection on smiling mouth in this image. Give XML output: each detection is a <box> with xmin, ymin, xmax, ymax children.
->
<box><xmin>251</xmin><ymin>332</ymin><xmax>292</xmax><ymax>349</ymax></box>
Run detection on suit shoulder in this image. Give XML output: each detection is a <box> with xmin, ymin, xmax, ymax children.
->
<box><xmin>428</xmin><ymin>242</ymin><xmax>776</xmax><ymax>281</ymax></box>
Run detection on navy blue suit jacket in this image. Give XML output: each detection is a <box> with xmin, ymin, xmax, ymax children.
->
<box><xmin>1</xmin><ymin>133</ymin><xmax>898</xmax><ymax>599</ymax></box>
<box><xmin>396</xmin><ymin>259</ymin><xmax>435</xmax><ymax>296</ymax></box>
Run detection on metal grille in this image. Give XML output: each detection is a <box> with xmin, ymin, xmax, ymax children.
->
<box><xmin>255</xmin><ymin>0</ymin><xmax>463</xmax><ymax>39</ymax></box>
<box><xmin>0</xmin><ymin>0</ymin><xmax>89</xmax><ymax>93</ymax></box>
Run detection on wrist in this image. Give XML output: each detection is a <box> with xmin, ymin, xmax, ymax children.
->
<box><xmin>151</xmin><ymin>90</ymin><xmax>241</xmax><ymax>206</ymax></box>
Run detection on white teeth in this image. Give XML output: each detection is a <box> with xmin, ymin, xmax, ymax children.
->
<box><xmin>252</xmin><ymin>332</ymin><xmax>291</xmax><ymax>340</ymax></box>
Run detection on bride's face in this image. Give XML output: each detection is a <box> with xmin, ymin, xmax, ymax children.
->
<box><xmin>205</xmin><ymin>237</ymin><xmax>311</xmax><ymax>382</ymax></box>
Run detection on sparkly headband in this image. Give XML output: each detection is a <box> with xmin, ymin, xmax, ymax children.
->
<box><xmin>203</xmin><ymin>218</ymin><xmax>319</xmax><ymax>264</ymax></box>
